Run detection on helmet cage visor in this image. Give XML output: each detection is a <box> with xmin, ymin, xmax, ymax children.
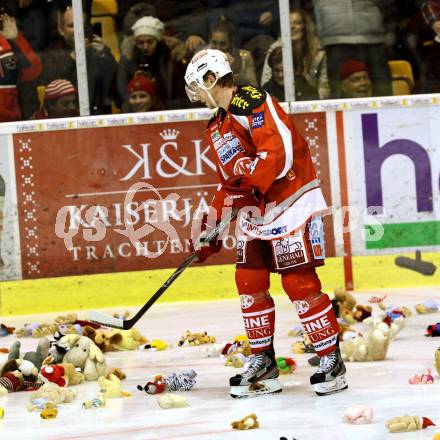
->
<box><xmin>184</xmin><ymin>75</ymin><xmax>219</xmax><ymax>103</ymax></box>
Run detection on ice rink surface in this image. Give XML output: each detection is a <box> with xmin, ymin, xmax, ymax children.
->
<box><xmin>1</xmin><ymin>286</ymin><xmax>440</xmax><ymax>440</ymax></box>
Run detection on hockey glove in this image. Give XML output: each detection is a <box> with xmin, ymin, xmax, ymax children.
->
<box><xmin>224</xmin><ymin>176</ymin><xmax>261</xmax><ymax>210</ymax></box>
<box><xmin>190</xmin><ymin>214</ymin><xmax>222</xmax><ymax>263</ymax></box>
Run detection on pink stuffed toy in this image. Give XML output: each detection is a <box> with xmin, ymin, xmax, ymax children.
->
<box><xmin>343</xmin><ymin>404</ymin><xmax>374</xmax><ymax>424</ymax></box>
<box><xmin>408</xmin><ymin>368</ymin><xmax>434</xmax><ymax>384</ymax></box>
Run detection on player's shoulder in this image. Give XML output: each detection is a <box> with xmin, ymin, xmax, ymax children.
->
<box><xmin>229</xmin><ymin>85</ymin><xmax>266</xmax><ymax>116</ymax></box>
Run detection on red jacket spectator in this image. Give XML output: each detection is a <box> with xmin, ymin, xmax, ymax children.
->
<box><xmin>0</xmin><ymin>15</ymin><xmax>42</xmax><ymax>122</ymax></box>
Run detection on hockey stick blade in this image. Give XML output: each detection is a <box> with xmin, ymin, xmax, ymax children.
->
<box><xmin>88</xmin><ymin>208</ymin><xmax>238</xmax><ymax>330</ymax></box>
<box><xmin>88</xmin><ymin>310</ymin><xmax>125</xmax><ymax>329</ymax></box>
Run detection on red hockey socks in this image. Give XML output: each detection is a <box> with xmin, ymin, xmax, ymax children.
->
<box><xmin>240</xmin><ymin>292</ymin><xmax>275</xmax><ymax>354</ymax></box>
<box><xmin>296</xmin><ymin>293</ymin><xmax>339</xmax><ymax>356</ymax></box>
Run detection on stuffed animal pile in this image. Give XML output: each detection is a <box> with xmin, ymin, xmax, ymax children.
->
<box><xmin>178</xmin><ymin>330</ymin><xmax>216</xmax><ymax>346</ymax></box>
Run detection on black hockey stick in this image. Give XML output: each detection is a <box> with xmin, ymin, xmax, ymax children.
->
<box><xmin>88</xmin><ymin>209</ymin><xmax>238</xmax><ymax>329</ymax></box>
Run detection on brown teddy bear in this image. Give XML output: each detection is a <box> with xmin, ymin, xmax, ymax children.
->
<box><xmin>333</xmin><ymin>288</ymin><xmax>357</xmax><ymax>324</ymax></box>
<box><xmin>178</xmin><ymin>330</ymin><xmax>216</xmax><ymax>346</ymax></box>
<box><xmin>83</xmin><ymin>326</ymin><xmax>148</xmax><ymax>352</ymax></box>
<box><xmin>231</xmin><ymin>414</ymin><xmax>259</xmax><ymax>430</ymax></box>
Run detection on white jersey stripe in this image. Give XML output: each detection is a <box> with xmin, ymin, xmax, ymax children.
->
<box><xmin>231</xmin><ymin>113</ymin><xmax>250</xmax><ymax>132</ymax></box>
<box><xmin>299</xmin><ymin>304</ymin><xmax>333</xmax><ymax>322</ymax></box>
<box><xmin>242</xmin><ymin>306</ymin><xmax>275</xmax><ymax>317</ymax></box>
<box><xmin>265</xmin><ymin>93</ymin><xmax>293</xmax><ymax>179</ymax></box>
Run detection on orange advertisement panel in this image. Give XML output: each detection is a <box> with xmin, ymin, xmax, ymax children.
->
<box><xmin>14</xmin><ymin>113</ymin><xmax>333</xmax><ymax>280</ymax></box>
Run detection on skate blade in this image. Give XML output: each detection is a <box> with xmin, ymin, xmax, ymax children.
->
<box><xmin>314</xmin><ymin>375</ymin><xmax>348</xmax><ymax>396</ymax></box>
<box><xmin>230</xmin><ymin>378</ymin><xmax>282</xmax><ymax>398</ymax></box>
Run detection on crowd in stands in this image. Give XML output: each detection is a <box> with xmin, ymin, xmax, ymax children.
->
<box><xmin>0</xmin><ymin>0</ymin><xmax>439</xmax><ymax>122</ymax></box>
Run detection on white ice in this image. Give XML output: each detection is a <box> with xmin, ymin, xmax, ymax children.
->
<box><xmin>1</xmin><ymin>286</ymin><xmax>440</xmax><ymax>440</ymax></box>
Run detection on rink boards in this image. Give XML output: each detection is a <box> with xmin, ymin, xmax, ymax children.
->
<box><xmin>0</xmin><ymin>95</ymin><xmax>439</xmax><ymax>313</ymax></box>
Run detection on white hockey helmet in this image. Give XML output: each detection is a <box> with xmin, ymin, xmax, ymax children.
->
<box><xmin>184</xmin><ymin>49</ymin><xmax>232</xmax><ymax>102</ymax></box>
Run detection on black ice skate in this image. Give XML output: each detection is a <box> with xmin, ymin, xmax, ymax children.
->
<box><xmin>230</xmin><ymin>350</ymin><xmax>282</xmax><ymax>398</ymax></box>
<box><xmin>310</xmin><ymin>347</ymin><xmax>348</xmax><ymax>396</ymax></box>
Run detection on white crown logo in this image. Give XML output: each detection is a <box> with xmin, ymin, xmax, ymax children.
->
<box><xmin>160</xmin><ymin>129</ymin><xmax>180</xmax><ymax>140</ymax></box>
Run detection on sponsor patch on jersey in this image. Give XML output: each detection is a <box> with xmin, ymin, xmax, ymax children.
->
<box><xmin>251</xmin><ymin>111</ymin><xmax>265</xmax><ymax>129</ymax></box>
<box><xmin>271</xmin><ymin>232</ymin><xmax>309</xmax><ymax>270</ymax></box>
<box><xmin>236</xmin><ymin>237</ymin><xmax>246</xmax><ymax>264</ymax></box>
<box><xmin>217</xmin><ymin>137</ymin><xmax>243</xmax><ymax>165</ymax></box>
<box><xmin>211</xmin><ymin>130</ymin><xmax>221</xmax><ymax>142</ymax></box>
<box><xmin>213</xmin><ymin>137</ymin><xmax>225</xmax><ymax>150</ymax></box>
<box><xmin>309</xmin><ymin>216</ymin><xmax>325</xmax><ymax>260</ymax></box>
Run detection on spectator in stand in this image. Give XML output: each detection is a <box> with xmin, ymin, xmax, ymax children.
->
<box><xmin>313</xmin><ymin>0</ymin><xmax>393</xmax><ymax>98</ymax></box>
<box><xmin>339</xmin><ymin>60</ymin><xmax>373</xmax><ymax>98</ymax></box>
<box><xmin>418</xmin><ymin>0</ymin><xmax>440</xmax><ymax>93</ymax></box>
<box><xmin>122</xmin><ymin>74</ymin><xmax>162</xmax><ymax>112</ymax></box>
<box><xmin>27</xmin><ymin>6</ymin><xmax>117</xmax><ymax>117</ymax></box>
<box><xmin>261</xmin><ymin>9</ymin><xmax>330</xmax><ymax>100</ymax></box>
<box><xmin>31</xmin><ymin>79</ymin><xmax>78</xmax><ymax>119</ymax></box>
<box><xmin>208</xmin><ymin>18</ymin><xmax>257</xmax><ymax>86</ymax></box>
<box><xmin>117</xmin><ymin>16</ymin><xmax>187</xmax><ymax>109</ymax></box>
<box><xmin>262</xmin><ymin>46</ymin><xmax>320</xmax><ymax>101</ymax></box>
<box><xmin>205</xmin><ymin>0</ymin><xmax>279</xmax><ymax>81</ymax></box>
<box><xmin>0</xmin><ymin>12</ymin><xmax>42</xmax><ymax>122</ymax></box>
<box><xmin>422</xmin><ymin>0</ymin><xmax>440</xmax><ymax>38</ymax></box>
<box><xmin>0</xmin><ymin>0</ymin><xmax>51</xmax><ymax>51</ymax></box>
<box><xmin>117</xmin><ymin>1</ymin><xmax>206</xmax><ymax>53</ymax></box>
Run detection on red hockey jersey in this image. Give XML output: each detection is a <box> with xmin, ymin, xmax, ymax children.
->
<box><xmin>206</xmin><ymin>85</ymin><xmax>327</xmax><ymax>239</ymax></box>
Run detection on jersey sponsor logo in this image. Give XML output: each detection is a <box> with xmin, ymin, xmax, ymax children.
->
<box><xmin>213</xmin><ymin>138</ymin><xmax>225</xmax><ymax>150</ymax></box>
<box><xmin>211</xmin><ymin>129</ymin><xmax>221</xmax><ymax>142</ymax></box>
<box><xmin>241</xmin><ymin>85</ymin><xmax>263</xmax><ymax>99</ymax></box>
<box><xmin>272</xmin><ymin>233</ymin><xmax>309</xmax><ymax>270</ymax></box>
<box><xmin>233</xmin><ymin>157</ymin><xmax>252</xmax><ymax>175</ymax></box>
<box><xmin>251</xmin><ymin>111</ymin><xmax>265</xmax><ymax>129</ymax></box>
<box><xmin>217</xmin><ymin>137</ymin><xmax>243</xmax><ymax>165</ymax></box>
<box><xmin>240</xmin><ymin>294</ymin><xmax>254</xmax><ymax>309</ymax></box>
<box><xmin>240</xmin><ymin>219</ymin><xmax>288</xmax><ymax>237</ymax></box>
<box><xmin>309</xmin><ymin>216</ymin><xmax>325</xmax><ymax>260</ymax></box>
<box><xmin>231</xmin><ymin>94</ymin><xmax>250</xmax><ymax>109</ymax></box>
<box><xmin>223</xmin><ymin>131</ymin><xmax>233</xmax><ymax>140</ymax></box>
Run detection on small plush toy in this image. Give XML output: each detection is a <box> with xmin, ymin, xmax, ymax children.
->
<box><xmin>353</xmin><ymin>305</ymin><xmax>372</xmax><ymax>322</ymax></box>
<box><xmin>415</xmin><ymin>300</ymin><xmax>439</xmax><ymax>314</ymax></box>
<box><xmin>435</xmin><ymin>347</ymin><xmax>440</xmax><ymax>376</ymax></box>
<box><xmin>137</xmin><ymin>375</ymin><xmax>166</xmax><ymax>395</ymax></box>
<box><xmin>288</xmin><ymin>325</ymin><xmax>304</xmax><ymax>337</ymax></box>
<box><xmin>343</xmin><ymin>404</ymin><xmax>374</xmax><ymax>424</ymax></box>
<box><xmin>98</xmin><ymin>374</ymin><xmax>131</xmax><ymax>399</ymax></box>
<box><xmin>144</xmin><ymin>340</ymin><xmax>168</xmax><ymax>351</ymax></box>
<box><xmin>30</xmin><ymin>382</ymin><xmax>77</xmax><ymax>405</ymax></box>
<box><xmin>158</xmin><ymin>393</ymin><xmax>189</xmax><ymax>409</ymax></box>
<box><xmin>40</xmin><ymin>402</ymin><xmax>58</xmax><ymax>419</ymax></box>
<box><xmin>276</xmin><ymin>357</ymin><xmax>297</xmax><ymax>374</ymax></box>
<box><xmin>83</xmin><ymin>397</ymin><xmax>106</xmax><ymax>409</ymax></box>
<box><xmin>138</xmin><ymin>370</ymin><xmax>197</xmax><ymax>394</ymax></box>
<box><xmin>165</xmin><ymin>370</ymin><xmax>197</xmax><ymax>391</ymax></box>
<box><xmin>40</xmin><ymin>356</ymin><xmax>85</xmax><ymax>386</ymax></box>
<box><xmin>292</xmin><ymin>338</ymin><xmax>314</xmax><ymax>354</ymax></box>
<box><xmin>0</xmin><ymin>324</ymin><xmax>15</xmax><ymax>336</ymax></box>
<box><xmin>408</xmin><ymin>368</ymin><xmax>434</xmax><ymax>384</ymax></box>
<box><xmin>200</xmin><ymin>343</ymin><xmax>223</xmax><ymax>358</ymax></box>
<box><xmin>341</xmin><ymin>315</ymin><xmax>391</xmax><ymax>362</ymax></box>
<box><xmin>60</xmin><ymin>335</ymin><xmax>106</xmax><ymax>381</ymax></box>
<box><xmin>385</xmin><ymin>415</ymin><xmax>435</xmax><ymax>432</ymax></box>
<box><xmin>7</xmin><ymin>338</ymin><xmax>50</xmax><ymax>371</ymax></box>
<box><xmin>178</xmin><ymin>330</ymin><xmax>216</xmax><ymax>346</ymax></box>
<box><xmin>83</xmin><ymin>326</ymin><xmax>148</xmax><ymax>352</ymax></box>
<box><xmin>426</xmin><ymin>323</ymin><xmax>440</xmax><ymax>337</ymax></box>
<box><xmin>0</xmin><ymin>360</ymin><xmax>42</xmax><ymax>391</ymax></box>
<box><xmin>333</xmin><ymin>289</ymin><xmax>357</xmax><ymax>324</ymax></box>
<box><xmin>0</xmin><ymin>407</ymin><xmax>4</xmax><ymax>418</ymax></box>
<box><xmin>231</xmin><ymin>413</ymin><xmax>259</xmax><ymax>430</ymax></box>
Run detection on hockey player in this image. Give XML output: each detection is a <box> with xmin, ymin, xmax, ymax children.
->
<box><xmin>185</xmin><ymin>49</ymin><xmax>347</xmax><ymax>398</ymax></box>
